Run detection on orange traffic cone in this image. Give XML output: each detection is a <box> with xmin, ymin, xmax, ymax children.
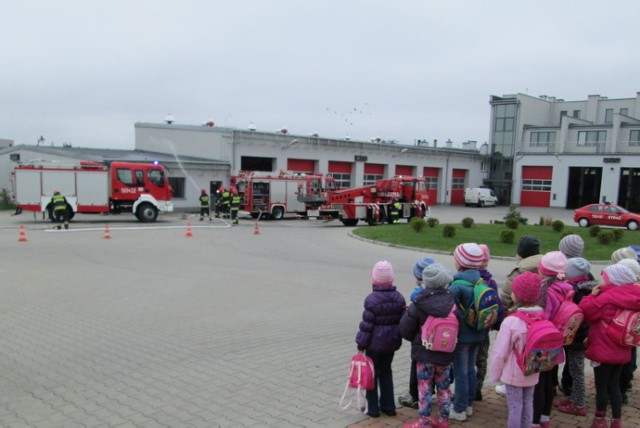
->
<box><xmin>18</xmin><ymin>225</ymin><xmax>27</xmax><ymax>242</ymax></box>
<box><xmin>253</xmin><ymin>222</ymin><xmax>260</xmax><ymax>235</ymax></box>
<box><xmin>185</xmin><ymin>222</ymin><xmax>193</xmax><ymax>237</ymax></box>
<box><xmin>103</xmin><ymin>224</ymin><xmax>111</xmax><ymax>239</ymax></box>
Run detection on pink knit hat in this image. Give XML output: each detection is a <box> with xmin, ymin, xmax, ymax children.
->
<box><xmin>512</xmin><ymin>271</ymin><xmax>542</xmax><ymax>304</ymax></box>
<box><xmin>478</xmin><ymin>244</ymin><xmax>490</xmax><ymax>268</ymax></box>
<box><xmin>371</xmin><ymin>260</ymin><xmax>395</xmax><ymax>286</ymax></box>
<box><xmin>602</xmin><ymin>264</ymin><xmax>637</xmax><ymax>286</ymax></box>
<box><xmin>538</xmin><ymin>251</ymin><xmax>568</xmax><ymax>279</ymax></box>
<box><xmin>453</xmin><ymin>243</ymin><xmax>484</xmax><ymax>269</ymax></box>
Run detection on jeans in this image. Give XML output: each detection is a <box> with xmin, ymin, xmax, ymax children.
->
<box><xmin>452</xmin><ymin>343</ymin><xmax>479</xmax><ymax>413</ymax></box>
<box><xmin>365</xmin><ymin>350</ymin><xmax>396</xmax><ymax>415</ymax></box>
<box><xmin>506</xmin><ymin>384</ymin><xmax>534</xmax><ymax>428</ymax></box>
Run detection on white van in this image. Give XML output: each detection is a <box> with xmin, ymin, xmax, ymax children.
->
<box><xmin>464</xmin><ymin>187</ymin><xmax>498</xmax><ymax>207</ymax></box>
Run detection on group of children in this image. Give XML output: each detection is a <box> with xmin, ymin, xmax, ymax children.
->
<box><xmin>355</xmin><ymin>236</ymin><xmax>640</xmax><ymax>428</ymax></box>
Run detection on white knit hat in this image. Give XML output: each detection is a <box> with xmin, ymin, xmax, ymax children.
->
<box><xmin>453</xmin><ymin>243</ymin><xmax>484</xmax><ymax>269</ymax></box>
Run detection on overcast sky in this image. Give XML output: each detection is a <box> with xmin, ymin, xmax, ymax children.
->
<box><xmin>1</xmin><ymin>1</ymin><xmax>638</xmax><ymax>150</ymax></box>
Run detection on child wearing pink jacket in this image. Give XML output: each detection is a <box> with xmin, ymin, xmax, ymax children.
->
<box><xmin>489</xmin><ymin>272</ymin><xmax>544</xmax><ymax>428</ymax></box>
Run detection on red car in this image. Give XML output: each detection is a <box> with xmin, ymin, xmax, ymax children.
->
<box><xmin>574</xmin><ymin>203</ymin><xmax>640</xmax><ymax>230</ymax></box>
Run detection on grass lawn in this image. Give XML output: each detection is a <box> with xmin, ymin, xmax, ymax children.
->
<box><xmin>352</xmin><ymin>223</ymin><xmax>639</xmax><ymax>261</ymax></box>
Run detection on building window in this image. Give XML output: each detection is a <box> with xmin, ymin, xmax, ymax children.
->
<box><xmin>331</xmin><ymin>173</ymin><xmax>351</xmax><ymax>188</ymax></box>
<box><xmin>168</xmin><ymin>177</ymin><xmax>185</xmax><ymax>198</ymax></box>
<box><xmin>451</xmin><ymin>177</ymin><xmax>465</xmax><ymax>190</ymax></box>
<box><xmin>522</xmin><ymin>179</ymin><xmax>551</xmax><ymax>191</ymax></box>
<box><xmin>573</xmin><ymin>110</ymin><xmax>581</xmax><ymax>119</ymax></box>
<box><xmin>492</xmin><ymin>103</ymin><xmax>516</xmax><ymax>157</ymax></box>
<box><xmin>605</xmin><ymin>108</ymin><xmax>613</xmax><ymax>123</ymax></box>
<box><xmin>425</xmin><ymin>176</ymin><xmax>438</xmax><ymax>189</ymax></box>
<box><xmin>621</xmin><ymin>108</ymin><xmax>629</xmax><ymax>116</ymax></box>
<box><xmin>363</xmin><ymin>174</ymin><xmax>383</xmax><ymax>186</ymax></box>
<box><xmin>480</xmin><ymin>161</ymin><xmax>487</xmax><ymax>172</ymax></box>
<box><xmin>560</xmin><ymin>111</ymin><xmax>568</xmax><ymax>120</ymax></box>
<box><xmin>530</xmin><ymin>131</ymin><xmax>556</xmax><ymax>146</ymax></box>
<box><xmin>630</xmin><ymin>130</ymin><xmax>640</xmax><ymax>146</ymax></box>
<box><xmin>577</xmin><ymin>130</ymin><xmax>606</xmax><ymax>146</ymax></box>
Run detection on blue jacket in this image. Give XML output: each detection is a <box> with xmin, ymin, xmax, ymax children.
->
<box><xmin>448</xmin><ymin>269</ymin><xmax>486</xmax><ymax>344</ymax></box>
<box><xmin>356</xmin><ymin>285</ymin><xmax>406</xmax><ymax>353</ymax></box>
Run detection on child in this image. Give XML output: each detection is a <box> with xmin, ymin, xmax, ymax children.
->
<box><xmin>447</xmin><ymin>243</ymin><xmax>486</xmax><ymax>421</ymax></box>
<box><xmin>533</xmin><ymin>251</ymin><xmax>573</xmax><ymax>428</ymax></box>
<box><xmin>580</xmin><ymin>264</ymin><xmax>640</xmax><ymax>428</ymax></box>
<box><xmin>399</xmin><ymin>257</ymin><xmax>435</xmax><ymax>410</ymax></box>
<box><xmin>489</xmin><ymin>272</ymin><xmax>544</xmax><ymax>428</ymax></box>
<box><xmin>399</xmin><ymin>263</ymin><xmax>456</xmax><ymax>428</ymax></box>
<box><xmin>355</xmin><ymin>260</ymin><xmax>406</xmax><ymax>418</ymax></box>
<box><xmin>556</xmin><ymin>257</ymin><xmax>597</xmax><ymax>416</ymax></box>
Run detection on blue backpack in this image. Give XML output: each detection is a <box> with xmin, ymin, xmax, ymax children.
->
<box><xmin>452</xmin><ymin>278</ymin><xmax>499</xmax><ymax>331</ymax></box>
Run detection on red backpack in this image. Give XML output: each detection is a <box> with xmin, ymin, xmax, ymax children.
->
<box><xmin>549</xmin><ymin>288</ymin><xmax>584</xmax><ymax>346</ymax></box>
<box><xmin>421</xmin><ymin>304</ymin><xmax>459</xmax><ymax>353</ymax></box>
<box><xmin>339</xmin><ymin>354</ymin><xmax>375</xmax><ymax>413</ymax></box>
<box><xmin>605</xmin><ymin>309</ymin><xmax>640</xmax><ymax>347</ymax></box>
<box><xmin>512</xmin><ymin>311</ymin><xmax>565</xmax><ymax>376</ymax></box>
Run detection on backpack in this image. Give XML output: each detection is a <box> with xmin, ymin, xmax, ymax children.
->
<box><xmin>549</xmin><ymin>289</ymin><xmax>584</xmax><ymax>346</ymax></box>
<box><xmin>453</xmin><ymin>278</ymin><xmax>499</xmax><ymax>331</ymax></box>
<box><xmin>339</xmin><ymin>354</ymin><xmax>375</xmax><ymax>413</ymax></box>
<box><xmin>605</xmin><ymin>309</ymin><xmax>640</xmax><ymax>347</ymax></box>
<box><xmin>421</xmin><ymin>304</ymin><xmax>459</xmax><ymax>353</ymax></box>
<box><xmin>512</xmin><ymin>312</ymin><xmax>565</xmax><ymax>376</ymax></box>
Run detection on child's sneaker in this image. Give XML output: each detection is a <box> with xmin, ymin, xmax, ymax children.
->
<box><xmin>402</xmin><ymin>421</ymin><xmax>423</xmax><ymax>428</ymax></box>
<box><xmin>495</xmin><ymin>383</ymin><xmax>507</xmax><ymax>396</ymax></box>
<box><xmin>466</xmin><ymin>406</ymin><xmax>473</xmax><ymax>416</ymax></box>
<box><xmin>553</xmin><ymin>397</ymin><xmax>572</xmax><ymax>408</ymax></box>
<box><xmin>448</xmin><ymin>405</ymin><xmax>467</xmax><ymax>421</ymax></box>
<box><xmin>557</xmin><ymin>401</ymin><xmax>587</xmax><ymax>416</ymax></box>
<box><xmin>398</xmin><ymin>392</ymin><xmax>419</xmax><ymax>409</ymax></box>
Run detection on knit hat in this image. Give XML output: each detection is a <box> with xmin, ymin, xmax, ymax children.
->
<box><xmin>512</xmin><ymin>271</ymin><xmax>542</xmax><ymax>304</ymax></box>
<box><xmin>371</xmin><ymin>260</ymin><xmax>395</xmax><ymax>286</ymax></box>
<box><xmin>565</xmin><ymin>257</ymin><xmax>591</xmax><ymax>280</ymax></box>
<box><xmin>602</xmin><ymin>264</ymin><xmax>636</xmax><ymax>286</ymax></box>
<box><xmin>453</xmin><ymin>243</ymin><xmax>484</xmax><ymax>269</ymax></box>
<box><xmin>617</xmin><ymin>259</ymin><xmax>640</xmax><ymax>281</ymax></box>
<box><xmin>478</xmin><ymin>244</ymin><xmax>490</xmax><ymax>268</ymax></box>
<box><xmin>422</xmin><ymin>263</ymin><xmax>453</xmax><ymax>289</ymax></box>
<box><xmin>517</xmin><ymin>236</ymin><xmax>541</xmax><ymax>259</ymax></box>
<box><xmin>611</xmin><ymin>247</ymin><xmax>637</xmax><ymax>264</ymax></box>
<box><xmin>559</xmin><ymin>234</ymin><xmax>585</xmax><ymax>259</ymax></box>
<box><xmin>538</xmin><ymin>251</ymin><xmax>568</xmax><ymax>278</ymax></box>
<box><xmin>413</xmin><ymin>257</ymin><xmax>435</xmax><ymax>280</ymax></box>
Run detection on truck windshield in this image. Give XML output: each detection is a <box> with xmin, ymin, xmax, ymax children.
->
<box><xmin>148</xmin><ymin>169</ymin><xmax>165</xmax><ymax>187</ymax></box>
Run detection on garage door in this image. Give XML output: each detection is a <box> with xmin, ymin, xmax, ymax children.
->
<box><xmin>520</xmin><ymin>166</ymin><xmax>552</xmax><ymax>207</ymax></box>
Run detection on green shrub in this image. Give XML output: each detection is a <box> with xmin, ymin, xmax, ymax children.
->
<box><xmin>427</xmin><ymin>217</ymin><xmax>439</xmax><ymax>228</ymax></box>
<box><xmin>500</xmin><ymin>229</ymin><xmax>515</xmax><ymax>244</ymax></box>
<box><xmin>504</xmin><ymin>204</ymin><xmax>529</xmax><ymax>225</ymax></box>
<box><xmin>410</xmin><ymin>217</ymin><xmax>426</xmax><ymax>233</ymax></box>
<box><xmin>505</xmin><ymin>218</ymin><xmax>519</xmax><ymax>230</ymax></box>
<box><xmin>612</xmin><ymin>229</ymin><xmax>624</xmax><ymax>242</ymax></box>
<box><xmin>551</xmin><ymin>220</ymin><xmax>564</xmax><ymax>232</ymax></box>
<box><xmin>461</xmin><ymin>217</ymin><xmax>474</xmax><ymax>228</ymax></box>
<box><xmin>589</xmin><ymin>225</ymin><xmax>601</xmax><ymax>237</ymax></box>
<box><xmin>443</xmin><ymin>225</ymin><xmax>456</xmax><ymax>238</ymax></box>
<box><xmin>539</xmin><ymin>216</ymin><xmax>545</xmax><ymax>226</ymax></box>
<box><xmin>597</xmin><ymin>230</ymin><xmax>614</xmax><ymax>245</ymax></box>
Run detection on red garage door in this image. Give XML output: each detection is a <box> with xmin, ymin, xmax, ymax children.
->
<box><xmin>287</xmin><ymin>159</ymin><xmax>315</xmax><ymax>174</ymax></box>
<box><xmin>520</xmin><ymin>166</ymin><xmax>553</xmax><ymax>207</ymax></box>
<box><xmin>328</xmin><ymin>161</ymin><xmax>353</xmax><ymax>188</ymax></box>
<box><xmin>451</xmin><ymin>169</ymin><xmax>466</xmax><ymax>205</ymax></box>
<box><xmin>395</xmin><ymin>165</ymin><xmax>414</xmax><ymax>176</ymax></box>
<box><xmin>423</xmin><ymin>167</ymin><xmax>439</xmax><ymax>205</ymax></box>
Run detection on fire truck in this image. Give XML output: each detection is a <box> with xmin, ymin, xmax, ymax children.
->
<box><xmin>299</xmin><ymin>176</ymin><xmax>430</xmax><ymax>226</ymax></box>
<box><xmin>12</xmin><ymin>160</ymin><xmax>174</xmax><ymax>222</ymax></box>
<box><xmin>232</xmin><ymin>171</ymin><xmax>337</xmax><ymax>219</ymax></box>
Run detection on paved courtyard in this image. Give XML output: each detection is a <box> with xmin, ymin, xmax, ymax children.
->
<box><xmin>0</xmin><ymin>206</ymin><xmax>634</xmax><ymax>427</ymax></box>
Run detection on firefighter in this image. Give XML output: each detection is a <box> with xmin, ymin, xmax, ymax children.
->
<box><xmin>230</xmin><ymin>188</ymin><xmax>241</xmax><ymax>225</ymax></box>
<box><xmin>214</xmin><ymin>187</ymin><xmax>222</xmax><ymax>218</ymax></box>
<box><xmin>390</xmin><ymin>198</ymin><xmax>401</xmax><ymax>224</ymax></box>
<box><xmin>221</xmin><ymin>186</ymin><xmax>231</xmax><ymax>219</ymax></box>
<box><xmin>51</xmin><ymin>190</ymin><xmax>69</xmax><ymax>230</ymax></box>
<box><xmin>199</xmin><ymin>189</ymin><xmax>211</xmax><ymax>221</ymax></box>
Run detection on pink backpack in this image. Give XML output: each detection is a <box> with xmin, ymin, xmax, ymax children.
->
<box><xmin>549</xmin><ymin>289</ymin><xmax>584</xmax><ymax>346</ymax></box>
<box><xmin>339</xmin><ymin>354</ymin><xmax>375</xmax><ymax>413</ymax></box>
<box><xmin>512</xmin><ymin>312</ymin><xmax>565</xmax><ymax>376</ymax></box>
<box><xmin>421</xmin><ymin>304</ymin><xmax>459</xmax><ymax>353</ymax></box>
<box><xmin>605</xmin><ymin>309</ymin><xmax>640</xmax><ymax>347</ymax></box>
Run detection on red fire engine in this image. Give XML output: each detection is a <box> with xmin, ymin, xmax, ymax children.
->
<box><xmin>12</xmin><ymin>160</ymin><xmax>174</xmax><ymax>222</ymax></box>
<box><xmin>232</xmin><ymin>171</ymin><xmax>337</xmax><ymax>219</ymax></box>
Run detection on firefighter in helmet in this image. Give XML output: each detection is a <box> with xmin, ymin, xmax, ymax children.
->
<box><xmin>51</xmin><ymin>190</ymin><xmax>69</xmax><ymax>230</ymax></box>
<box><xmin>221</xmin><ymin>186</ymin><xmax>231</xmax><ymax>219</ymax></box>
<box><xmin>214</xmin><ymin>186</ymin><xmax>222</xmax><ymax>218</ymax></box>
<box><xmin>390</xmin><ymin>198</ymin><xmax>401</xmax><ymax>224</ymax></box>
<box><xmin>230</xmin><ymin>187</ymin><xmax>241</xmax><ymax>225</ymax></box>
<box><xmin>199</xmin><ymin>188</ymin><xmax>211</xmax><ymax>221</ymax></box>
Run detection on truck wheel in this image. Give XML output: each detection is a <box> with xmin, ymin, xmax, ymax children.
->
<box><xmin>271</xmin><ymin>206</ymin><xmax>284</xmax><ymax>220</ymax></box>
<box><xmin>136</xmin><ymin>203</ymin><xmax>158</xmax><ymax>222</ymax></box>
<box><xmin>341</xmin><ymin>218</ymin><xmax>359</xmax><ymax>226</ymax></box>
<box><xmin>66</xmin><ymin>205</ymin><xmax>75</xmax><ymax>220</ymax></box>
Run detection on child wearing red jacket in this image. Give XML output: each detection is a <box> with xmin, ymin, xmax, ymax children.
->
<box><xmin>579</xmin><ymin>264</ymin><xmax>640</xmax><ymax>428</ymax></box>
